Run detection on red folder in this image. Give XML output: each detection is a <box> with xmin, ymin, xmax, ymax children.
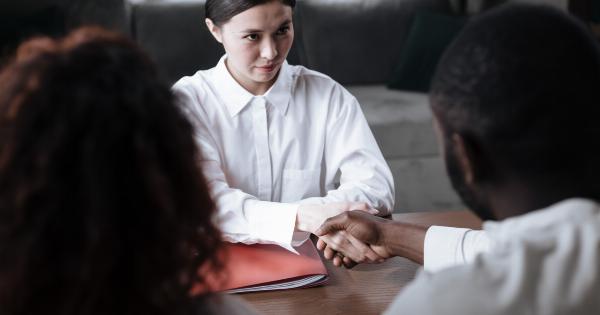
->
<box><xmin>195</xmin><ymin>240</ymin><xmax>328</xmax><ymax>294</ymax></box>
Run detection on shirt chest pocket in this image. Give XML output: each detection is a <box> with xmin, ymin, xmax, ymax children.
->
<box><xmin>281</xmin><ymin>169</ymin><xmax>321</xmax><ymax>202</ymax></box>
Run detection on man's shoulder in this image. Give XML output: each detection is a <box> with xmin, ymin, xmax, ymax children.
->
<box><xmin>385</xmin><ymin>261</ymin><xmax>513</xmax><ymax>315</ymax></box>
<box><xmin>389</xmin><ymin>214</ymin><xmax>600</xmax><ymax>315</ymax></box>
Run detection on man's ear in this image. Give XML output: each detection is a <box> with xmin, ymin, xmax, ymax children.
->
<box><xmin>205</xmin><ymin>18</ymin><xmax>223</xmax><ymax>43</ymax></box>
<box><xmin>451</xmin><ymin>133</ymin><xmax>479</xmax><ymax>185</ymax></box>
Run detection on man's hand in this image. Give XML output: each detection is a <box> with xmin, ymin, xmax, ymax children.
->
<box><xmin>295</xmin><ymin>202</ymin><xmax>378</xmax><ymax>234</ymax></box>
<box><xmin>315</xmin><ymin>210</ymin><xmax>394</xmax><ymax>260</ymax></box>
<box><xmin>316</xmin><ymin>210</ymin><xmax>429</xmax><ymax>265</ymax></box>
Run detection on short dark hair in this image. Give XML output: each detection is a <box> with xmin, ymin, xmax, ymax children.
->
<box><xmin>431</xmin><ymin>4</ymin><xmax>600</xmax><ymax>189</ymax></box>
<box><xmin>206</xmin><ymin>0</ymin><xmax>296</xmax><ymax>26</ymax></box>
<box><xmin>0</xmin><ymin>27</ymin><xmax>222</xmax><ymax>314</ymax></box>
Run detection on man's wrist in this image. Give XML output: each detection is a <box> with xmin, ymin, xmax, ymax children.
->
<box><xmin>380</xmin><ymin>221</ymin><xmax>427</xmax><ymax>264</ymax></box>
<box><xmin>379</xmin><ymin>220</ymin><xmax>403</xmax><ymax>256</ymax></box>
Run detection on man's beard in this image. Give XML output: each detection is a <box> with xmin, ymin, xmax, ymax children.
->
<box><xmin>445</xmin><ymin>145</ymin><xmax>497</xmax><ymax>221</ymax></box>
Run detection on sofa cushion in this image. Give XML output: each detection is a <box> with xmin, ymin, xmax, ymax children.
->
<box><xmin>347</xmin><ymin>85</ymin><xmax>439</xmax><ymax>158</ymax></box>
<box><xmin>347</xmin><ymin>85</ymin><xmax>462</xmax><ymax>211</ymax></box>
<box><xmin>0</xmin><ymin>0</ymin><xmax>128</xmax><ymax>64</ymax></box>
<box><xmin>295</xmin><ymin>0</ymin><xmax>453</xmax><ymax>85</ymax></box>
<box><xmin>0</xmin><ymin>0</ymin><xmax>128</xmax><ymax>32</ymax></box>
<box><xmin>132</xmin><ymin>1</ymin><xmax>224</xmax><ymax>84</ymax></box>
<box><xmin>387</xmin><ymin>11</ymin><xmax>466</xmax><ymax>92</ymax></box>
<box><xmin>388</xmin><ymin>156</ymin><xmax>463</xmax><ymax>211</ymax></box>
<box><xmin>0</xmin><ymin>5</ymin><xmax>65</xmax><ymax>63</ymax></box>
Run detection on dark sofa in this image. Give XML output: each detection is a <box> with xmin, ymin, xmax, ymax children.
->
<box><xmin>3</xmin><ymin>0</ymin><xmax>469</xmax><ymax>212</ymax></box>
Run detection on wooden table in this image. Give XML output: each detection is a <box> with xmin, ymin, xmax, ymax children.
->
<box><xmin>241</xmin><ymin>210</ymin><xmax>482</xmax><ymax>315</ymax></box>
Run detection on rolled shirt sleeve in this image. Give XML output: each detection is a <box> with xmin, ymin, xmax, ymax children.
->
<box><xmin>424</xmin><ymin>226</ymin><xmax>491</xmax><ymax>272</ymax></box>
<box><xmin>242</xmin><ymin>200</ymin><xmax>300</xmax><ymax>252</ymax></box>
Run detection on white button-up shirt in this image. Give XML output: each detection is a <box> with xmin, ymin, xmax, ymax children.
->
<box><xmin>424</xmin><ymin>225</ymin><xmax>491</xmax><ymax>272</ymax></box>
<box><xmin>172</xmin><ymin>56</ymin><xmax>394</xmax><ymax>251</ymax></box>
<box><xmin>386</xmin><ymin>198</ymin><xmax>600</xmax><ymax>314</ymax></box>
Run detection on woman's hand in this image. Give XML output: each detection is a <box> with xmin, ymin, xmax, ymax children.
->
<box><xmin>295</xmin><ymin>202</ymin><xmax>378</xmax><ymax>234</ymax></box>
<box><xmin>317</xmin><ymin>231</ymin><xmax>387</xmax><ymax>268</ymax></box>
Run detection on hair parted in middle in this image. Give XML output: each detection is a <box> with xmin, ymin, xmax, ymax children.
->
<box><xmin>205</xmin><ymin>0</ymin><xmax>296</xmax><ymax>26</ymax></box>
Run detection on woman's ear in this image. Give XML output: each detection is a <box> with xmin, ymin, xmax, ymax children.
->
<box><xmin>205</xmin><ymin>18</ymin><xmax>223</xmax><ymax>43</ymax></box>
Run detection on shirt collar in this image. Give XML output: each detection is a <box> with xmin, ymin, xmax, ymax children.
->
<box><xmin>263</xmin><ymin>60</ymin><xmax>292</xmax><ymax>116</ymax></box>
<box><xmin>213</xmin><ymin>55</ymin><xmax>293</xmax><ymax>117</ymax></box>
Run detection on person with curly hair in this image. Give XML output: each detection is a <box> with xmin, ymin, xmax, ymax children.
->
<box><xmin>0</xmin><ymin>27</ymin><xmax>257</xmax><ymax>315</ymax></box>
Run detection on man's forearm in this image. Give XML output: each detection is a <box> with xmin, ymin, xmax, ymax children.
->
<box><xmin>380</xmin><ymin>221</ymin><xmax>428</xmax><ymax>265</ymax></box>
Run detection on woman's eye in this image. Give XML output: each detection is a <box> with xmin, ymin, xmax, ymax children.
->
<box><xmin>245</xmin><ymin>34</ymin><xmax>259</xmax><ymax>41</ymax></box>
<box><xmin>276</xmin><ymin>27</ymin><xmax>290</xmax><ymax>36</ymax></box>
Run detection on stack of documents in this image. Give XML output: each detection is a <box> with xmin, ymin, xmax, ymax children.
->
<box><xmin>196</xmin><ymin>240</ymin><xmax>328</xmax><ymax>293</ymax></box>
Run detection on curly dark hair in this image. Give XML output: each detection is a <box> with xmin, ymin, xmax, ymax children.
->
<box><xmin>0</xmin><ymin>27</ymin><xmax>223</xmax><ymax>314</ymax></box>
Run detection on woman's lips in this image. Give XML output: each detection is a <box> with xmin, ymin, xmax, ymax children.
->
<box><xmin>255</xmin><ymin>64</ymin><xmax>278</xmax><ymax>73</ymax></box>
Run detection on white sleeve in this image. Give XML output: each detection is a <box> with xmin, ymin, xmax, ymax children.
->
<box><xmin>174</xmin><ymin>85</ymin><xmax>299</xmax><ymax>252</ymax></box>
<box><xmin>423</xmin><ymin>226</ymin><xmax>491</xmax><ymax>272</ymax></box>
<box><xmin>299</xmin><ymin>88</ymin><xmax>395</xmax><ymax>215</ymax></box>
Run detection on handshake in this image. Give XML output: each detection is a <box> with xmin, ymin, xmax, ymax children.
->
<box><xmin>296</xmin><ymin>202</ymin><xmax>427</xmax><ymax>268</ymax></box>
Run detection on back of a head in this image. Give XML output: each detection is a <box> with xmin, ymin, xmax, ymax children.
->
<box><xmin>0</xmin><ymin>28</ymin><xmax>221</xmax><ymax>314</ymax></box>
<box><xmin>431</xmin><ymin>4</ymin><xmax>600</xmax><ymax>196</ymax></box>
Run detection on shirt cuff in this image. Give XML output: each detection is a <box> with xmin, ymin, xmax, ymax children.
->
<box><xmin>423</xmin><ymin>226</ymin><xmax>471</xmax><ymax>273</ymax></box>
<box><xmin>243</xmin><ymin>200</ymin><xmax>299</xmax><ymax>252</ymax></box>
<box><xmin>291</xmin><ymin>231</ymin><xmax>310</xmax><ymax>247</ymax></box>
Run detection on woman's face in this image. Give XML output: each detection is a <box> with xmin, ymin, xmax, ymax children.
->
<box><xmin>207</xmin><ymin>1</ymin><xmax>294</xmax><ymax>95</ymax></box>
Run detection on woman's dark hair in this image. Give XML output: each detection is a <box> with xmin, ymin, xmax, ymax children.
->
<box><xmin>206</xmin><ymin>0</ymin><xmax>296</xmax><ymax>26</ymax></box>
<box><xmin>0</xmin><ymin>27</ymin><xmax>222</xmax><ymax>314</ymax></box>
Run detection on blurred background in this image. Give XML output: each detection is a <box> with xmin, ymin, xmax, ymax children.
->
<box><xmin>1</xmin><ymin>0</ymin><xmax>598</xmax><ymax>212</ymax></box>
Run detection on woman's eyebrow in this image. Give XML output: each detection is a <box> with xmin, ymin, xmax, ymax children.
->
<box><xmin>239</xmin><ymin>19</ymin><xmax>292</xmax><ymax>34</ymax></box>
<box><xmin>278</xmin><ymin>20</ymin><xmax>292</xmax><ymax>27</ymax></box>
<box><xmin>239</xmin><ymin>28</ymin><xmax>263</xmax><ymax>34</ymax></box>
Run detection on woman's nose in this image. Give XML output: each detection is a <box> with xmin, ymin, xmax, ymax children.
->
<box><xmin>260</xmin><ymin>37</ymin><xmax>278</xmax><ymax>60</ymax></box>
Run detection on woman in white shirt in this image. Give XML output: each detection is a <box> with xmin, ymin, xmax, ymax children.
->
<box><xmin>173</xmin><ymin>0</ymin><xmax>394</xmax><ymax>263</ymax></box>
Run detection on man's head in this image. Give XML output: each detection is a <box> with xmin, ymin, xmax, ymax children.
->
<box><xmin>431</xmin><ymin>4</ymin><xmax>600</xmax><ymax>220</ymax></box>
